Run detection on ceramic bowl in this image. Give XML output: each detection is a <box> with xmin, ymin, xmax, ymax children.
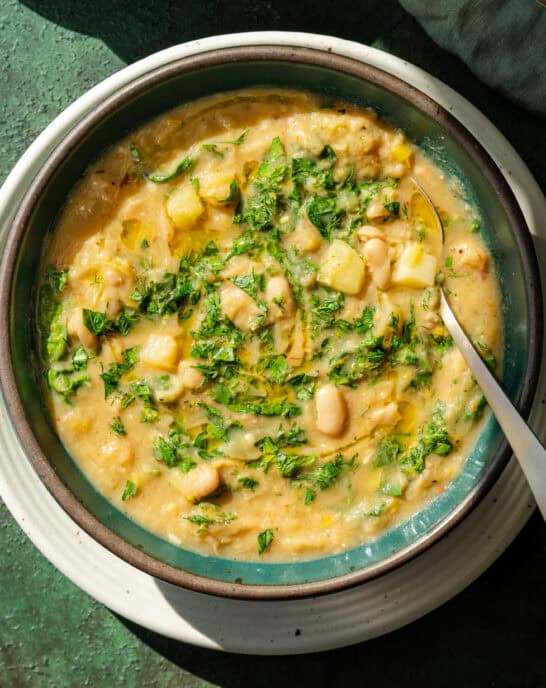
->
<box><xmin>0</xmin><ymin>45</ymin><xmax>542</xmax><ymax>600</ymax></box>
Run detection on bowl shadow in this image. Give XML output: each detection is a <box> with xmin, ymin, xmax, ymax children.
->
<box><xmin>111</xmin><ymin>512</ymin><xmax>546</xmax><ymax>685</ymax></box>
<box><xmin>18</xmin><ymin>0</ymin><xmax>546</xmax><ymax>194</ymax></box>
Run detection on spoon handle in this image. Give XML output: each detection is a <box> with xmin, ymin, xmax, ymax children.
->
<box><xmin>440</xmin><ymin>293</ymin><xmax>546</xmax><ymax>519</ymax></box>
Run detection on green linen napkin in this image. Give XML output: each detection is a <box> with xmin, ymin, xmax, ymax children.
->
<box><xmin>399</xmin><ymin>0</ymin><xmax>546</xmax><ymax>116</ymax></box>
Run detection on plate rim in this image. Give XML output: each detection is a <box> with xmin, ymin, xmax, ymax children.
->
<box><xmin>0</xmin><ymin>31</ymin><xmax>544</xmax><ymax>653</ymax></box>
<box><xmin>0</xmin><ymin>42</ymin><xmax>542</xmax><ymax>600</ymax></box>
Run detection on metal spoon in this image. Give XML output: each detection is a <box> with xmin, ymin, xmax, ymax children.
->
<box><xmin>410</xmin><ymin>178</ymin><xmax>546</xmax><ymax>520</ymax></box>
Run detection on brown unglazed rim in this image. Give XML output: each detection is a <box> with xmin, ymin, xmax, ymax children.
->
<box><xmin>0</xmin><ymin>45</ymin><xmax>542</xmax><ymax>601</ymax></box>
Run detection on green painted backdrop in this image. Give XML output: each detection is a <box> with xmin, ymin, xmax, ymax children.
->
<box><xmin>1</xmin><ymin>1</ymin><xmax>545</xmax><ymax>686</ymax></box>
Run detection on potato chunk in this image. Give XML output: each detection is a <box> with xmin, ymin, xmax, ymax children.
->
<box><xmin>178</xmin><ymin>360</ymin><xmax>204</xmax><ymax>390</ymax></box>
<box><xmin>198</xmin><ymin>171</ymin><xmax>236</xmax><ymax>206</ymax></box>
<box><xmin>141</xmin><ymin>334</ymin><xmax>178</xmax><ymax>370</ymax></box>
<box><xmin>288</xmin><ymin>216</ymin><xmax>323</xmax><ymax>253</ymax></box>
<box><xmin>392</xmin><ymin>243</ymin><xmax>437</xmax><ymax>288</ymax></box>
<box><xmin>166</xmin><ymin>183</ymin><xmax>204</xmax><ymax>230</ymax></box>
<box><xmin>318</xmin><ymin>239</ymin><xmax>366</xmax><ymax>295</ymax></box>
<box><xmin>219</xmin><ymin>282</ymin><xmax>261</xmax><ymax>332</ymax></box>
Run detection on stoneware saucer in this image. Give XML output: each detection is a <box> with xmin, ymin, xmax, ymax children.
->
<box><xmin>0</xmin><ymin>32</ymin><xmax>544</xmax><ymax>652</ymax></box>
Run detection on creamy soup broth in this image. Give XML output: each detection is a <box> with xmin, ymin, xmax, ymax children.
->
<box><xmin>38</xmin><ymin>90</ymin><xmax>501</xmax><ymax>560</ymax></box>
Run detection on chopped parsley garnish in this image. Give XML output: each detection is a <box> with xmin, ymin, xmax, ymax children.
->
<box><xmin>238</xmin><ymin>476</ymin><xmax>259</xmax><ymax>491</ymax></box>
<box><xmin>211</xmin><ymin>383</ymin><xmax>302</xmax><ymax>418</ymax></box>
<box><xmin>71</xmin><ymin>346</ymin><xmax>94</xmax><ymax>370</ymax></box>
<box><xmin>218</xmin><ymin>129</ymin><xmax>248</xmax><ymax>145</ymax></box>
<box><xmin>366</xmin><ymin>502</ymin><xmax>386</xmax><ymax>517</ymax></box>
<box><xmin>110</xmin><ymin>416</ymin><xmax>126</xmax><ymax>436</ymax></box>
<box><xmin>122</xmin><ymin>480</ymin><xmax>138</xmax><ymax>501</ymax></box>
<box><xmin>121</xmin><ymin>378</ymin><xmax>154</xmax><ymax>410</ymax></box>
<box><xmin>310</xmin><ymin>289</ymin><xmax>345</xmax><ymax>334</ymax></box>
<box><xmin>185</xmin><ymin>505</ymin><xmax>237</xmax><ymax>533</ymax></box>
<box><xmin>251</xmin><ymin>424</ymin><xmax>312</xmax><ymax>477</ymax></box>
<box><xmin>254</xmin><ymin>423</ymin><xmax>308</xmax><ymax>454</ymax></box>
<box><xmin>99</xmin><ymin>347</ymin><xmax>139</xmax><ymax>398</ymax></box>
<box><xmin>144</xmin><ymin>154</ymin><xmax>194</xmax><ymax>183</ymax></box>
<box><xmin>474</xmin><ymin>340</ymin><xmax>497</xmax><ymax>370</ymax></box>
<box><xmin>384</xmin><ymin>201</ymin><xmax>400</xmax><ymax>216</ymax></box>
<box><xmin>398</xmin><ymin>406</ymin><xmax>453</xmax><ymax>476</ymax></box>
<box><xmin>306</xmin><ymin>194</ymin><xmax>344</xmax><ymax>240</ymax></box>
<box><xmin>130</xmin><ymin>145</ymin><xmax>142</xmax><ymax>162</ymax></box>
<box><xmin>231</xmin><ymin>272</ymin><xmax>265</xmax><ymax>299</ymax></box>
<box><xmin>380</xmin><ymin>480</ymin><xmax>403</xmax><ymax>497</ymax></box>
<box><xmin>201</xmin><ymin>143</ymin><xmax>224</xmax><ymax>157</ymax></box>
<box><xmin>140</xmin><ymin>406</ymin><xmax>159</xmax><ymax>424</ymax></box>
<box><xmin>82</xmin><ymin>309</ymin><xmax>114</xmax><ymax>336</ymax></box>
<box><xmin>286</xmin><ymin>373</ymin><xmax>317</xmax><ymax>400</ymax></box>
<box><xmin>299</xmin><ymin>454</ymin><xmax>356</xmax><ymax>504</ymax></box>
<box><xmin>257</xmin><ymin>528</ymin><xmax>274</xmax><ymax>555</ymax></box>
<box><xmin>372</xmin><ymin>437</ymin><xmax>402</xmax><ymax>468</ymax></box>
<box><xmin>39</xmin><ymin>284</ymin><xmax>67</xmax><ymax>363</ymax></box>
<box><xmin>46</xmin><ymin>265</ymin><xmax>69</xmax><ymax>293</ymax></box>
<box><xmin>234</xmin><ymin>136</ymin><xmax>288</xmax><ymax>231</ymax></box>
<box><xmin>409</xmin><ymin>369</ymin><xmax>432</xmax><ymax>390</ymax></box>
<box><xmin>259</xmin><ymin>354</ymin><xmax>289</xmax><ymax>384</ymax></box>
<box><xmin>115</xmin><ymin>309</ymin><xmax>139</xmax><ymax>335</ymax></box>
<box><xmin>46</xmin><ymin>368</ymin><xmax>90</xmax><ymax>404</ymax></box>
<box><xmin>328</xmin><ymin>340</ymin><xmax>385</xmax><ymax>387</ymax></box>
<box><xmin>153</xmin><ymin>426</ymin><xmax>193</xmax><ymax>469</ymax></box>
<box><xmin>463</xmin><ymin>394</ymin><xmax>487</xmax><ymax>421</ymax></box>
<box><xmin>274</xmin><ymin>451</ymin><xmax>315</xmax><ymax>479</ymax></box>
<box><xmin>82</xmin><ymin>308</ymin><xmax>140</xmax><ymax>337</ymax></box>
<box><xmin>217</xmin><ymin>179</ymin><xmax>240</xmax><ymax>204</ymax></box>
<box><xmin>202</xmin><ymin>130</ymin><xmax>249</xmax><ymax>155</ymax></box>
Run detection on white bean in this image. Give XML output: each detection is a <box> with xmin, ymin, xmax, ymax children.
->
<box><xmin>265</xmin><ymin>275</ymin><xmax>295</xmax><ymax>321</ymax></box>
<box><xmin>357</xmin><ymin>225</ymin><xmax>384</xmax><ymax>241</ymax></box>
<box><xmin>173</xmin><ymin>463</ymin><xmax>220</xmax><ymax>502</ymax></box>
<box><xmin>154</xmin><ymin>375</ymin><xmax>186</xmax><ymax>403</ymax></box>
<box><xmin>365</xmin><ymin>198</ymin><xmax>390</xmax><ymax>220</ymax></box>
<box><xmin>315</xmin><ymin>384</ymin><xmax>348</xmax><ymax>436</ymax></box>
<box><xmin>178</xmin><ymin>360</ymin><xmax>204</xmax><ymax>390</ymax></box>
<box><xmin>363</xmin><ymin>238</ymin><xmax>391</xmax><ymax>290</ymax></box>
<box><xmin>219</xmin><ymin>282</ymin><xmax>260</xmax><ymax>332</ymax></box>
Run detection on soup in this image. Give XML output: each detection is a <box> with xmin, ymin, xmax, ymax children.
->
<box><xmin>37</xmin><ymin>90</ymin><xmax>501</xmax><ymax>561</ymax></box>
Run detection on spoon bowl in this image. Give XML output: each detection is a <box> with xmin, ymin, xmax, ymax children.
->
<box><xmin>410</xmin><ymin>179</ymin><xmax>546</xmax><ymax>520</ymax></box>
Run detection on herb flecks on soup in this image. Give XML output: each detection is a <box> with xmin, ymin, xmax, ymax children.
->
<box><xmin>38</xmin><ymin>90</ymin><xmax>501</xmax><ymax>560</ymax></box>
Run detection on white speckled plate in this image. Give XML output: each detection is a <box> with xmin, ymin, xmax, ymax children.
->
<box><xmin>0</xmin><ymin>32</ymin><xmax>544</xmax><ymax>655</ymax></box>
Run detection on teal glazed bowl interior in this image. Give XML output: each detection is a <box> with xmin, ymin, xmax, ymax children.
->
<box><xmin>0</xmin><ymin>46</ymin><xmax>542</xmax><ymax>600</ymax></box>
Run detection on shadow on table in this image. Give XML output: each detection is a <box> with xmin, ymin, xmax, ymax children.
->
<box><xmin>20</xmin><ymin>0</ymin><xmax>546</xmax><ymax>191</ymax></box>
<box><xmin>19</xmin><ymin>0</ymin><xmax>408</xmax><ymax>65</ymax></box>
<box><xmin>113</xmin><ymin>512</ymin><xmax>546</xmax><ymax>688</ymax></box>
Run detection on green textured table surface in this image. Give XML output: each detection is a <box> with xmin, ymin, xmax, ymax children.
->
<box><xmin>1</xmin><ymin>1</ymin><xmax>545</xmax><ymax>686</ymax></box>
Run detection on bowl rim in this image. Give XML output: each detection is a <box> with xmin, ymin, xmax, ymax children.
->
<box><xmin>0</xmin><ymin>44</ymin><xmax>542</xmax><ymax>601</ymax></box>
